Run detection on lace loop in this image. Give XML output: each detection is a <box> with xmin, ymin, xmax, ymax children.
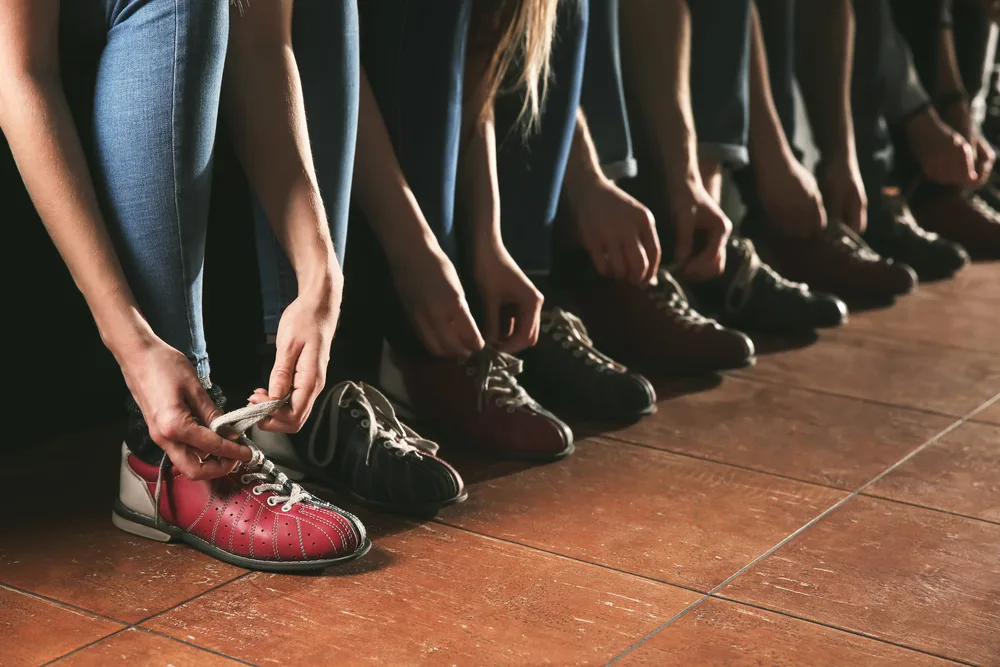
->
<box><xmin>308</xmin><ymin>381</ymin><xmax>439</xmax><ymax>468</ymax></box>
<box><xmin>647</xmin><ymin>271</ymin><xmax>713</xmax><ymax>328</ymax></box>
<box><xmin>471</xmin><ymin>348</ymin><xmax>531</xmax><ymax>413</ymax></box>
<box><xmin>541</xmin><ymin>309</ymin><xmax>620</xmax><ymax>373</ymax></box>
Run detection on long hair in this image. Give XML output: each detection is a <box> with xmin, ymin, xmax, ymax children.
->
<box><xmin>479</xmin><ymin>0</ymin><xmax>560</xmax><ymax>133</ymax></box>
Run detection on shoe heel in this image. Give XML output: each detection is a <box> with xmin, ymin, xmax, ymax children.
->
<box><xmin>112</xmin><ymin>510</ymin><xmax>174</xmax><ymax>543</ymax></box>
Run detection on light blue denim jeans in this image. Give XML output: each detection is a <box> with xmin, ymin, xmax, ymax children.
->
<box><xmin>60</xmin><ymin>0</ymin><xmax>229</xmax><ymax>378</ymax></box>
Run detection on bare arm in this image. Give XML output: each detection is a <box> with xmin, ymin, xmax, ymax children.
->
<box><xmin>747</xmin><ymin>3</ymin><xmax>795</xmax><ymax>173</ymax></box>
<box><xmin>0</xmin><ymin>0</ymin><xmax>248</xmax><ymax>475</ymax></box>
<box><xmin>795</xmin><ymin>0</ymin><xmax>856</xmax><ymax>160</ymax></box>
<box><xmin>0</xmin><ymin>0</ymin><xmax>150</xmax><ymax>353</ymax></box>
<box><xmin>224</xmin><ymin>2</ymin><xmax>338</xmax><ymax>298</ymax></box>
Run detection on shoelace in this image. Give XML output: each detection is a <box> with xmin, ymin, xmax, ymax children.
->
<box><xmin>152</xmin><ymin>396</ymin><xmax>311</xmax><ymax>531</ymax></box>
<box><xmin>726</xmin><ymin>238</ymin><xmax>808</xmax><ymax>314</ymax></box>
<box><xmin>968</xmin><ymin>193</ymin><xmax>1000</xmax><ymax>223</ymax></box>
<box><xmin>882</xmin><ymin>192</ymin><xmax>941</xmax><ymax>242</ymax></box>
<box><xmin>542</xmin><ymin>309</ymin><xmax>620</xmax><ymax>373</ymax></box>
<box><xmin>307</xmin><ymin>381</ymin><xmax>439</xmax><ymax>467</ymax></box>
<box><xmin>825</xmin><ymin>221</ymin><xmax>883</xmax><ymax>263</ymax></box>
<box><xmin>469</xmin><ymin>347</ymin><xmax>532</xmax><ymax>413</ymax></box>
<box><xmin>647</xmin><ymin>271</ymin><xmax>714</xmax><ymax>329</ymax></box>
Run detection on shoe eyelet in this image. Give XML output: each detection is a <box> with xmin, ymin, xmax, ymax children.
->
<box><xmin>266</xmin><ymin>497</ymin><xmax>279</xmax><ymax>507</ymax></box>
<box><xmin>395</xmin><ymin>451</ymin><xmax>406</xmax><ymax>458</ymax></box>
<box><xmin>252</xmin><ymin>486</ymin><xmax>263</xmax><ymax>496</ymax></box>
<box><xmin>506</xmin><ymin>407</ymin><xmax>516</xmax><ymax>414</ymax></box>
<box><xmin>281</xmin><ymin>505</ymin><xmax>291</xmax><ymax>512</ymax></box>
<box><xmin>361</xmin><ymin>419</ymin><xmax>371</xmax><ymax>428</ymax></box>
<box><xmin>350</xmin><ymin>409</ymin><xmax>360</xmax><ymax>418</ymax></box>
<box><xmin>495</xmin><ymin>398</ymin><xmax>505</xmax><ymax>408</ymax></box>
<box><xmin>240</xmin><ymin>475</ymin><xmax>251</xmax><ymax>484</ymax></box>
<box><xmin>382</xmin><ymin>442</ymin><xmax>393</xmax><ymax>450</ymax></box>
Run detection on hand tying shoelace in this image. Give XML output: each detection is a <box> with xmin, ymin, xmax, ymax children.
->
<box><xmin>647</xmin><ymin>271</ymin><xmax>714</xmax><ymax>328</ymax></box>
<box><xmin>305</xmin><ymin>381</ymin><xmax>440</xmax><ymax>467</ymax></box>
<box><xmin>471</xmin><ymin>347</ymin><xmax>532</xmax><ymax>413</ymax></box>
<box><xmin>151</xmin><ymin>395</ymin><xmax>308</xmax><ymax>530</ymax></box>
<box><xmin>725</xmin><ymin>238</ymin><xmax>809</xmax><ymax>314</ymax></box>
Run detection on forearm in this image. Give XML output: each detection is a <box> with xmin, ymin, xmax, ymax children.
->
<box><xmin>353</xmin><ymin>69</ymin><xmax>446</xmax><ymax>264</ymax></box>
<box><xmin>936</xmin><ymin>27</ymin><xmax>967</xmax><ymax>96</ymax></box>
<box><xmin>748</xmin><ymin>3</ymin><xmax>795</xmax><ymax>171</ymax></box>
<box><xmin>457</xmin><ymin>48</ymin><xmax>503</xmax><ymax>253</ymax></box>
<box><xmin>619</xmin><ymin>0</ymin><xmax>700</xmax><ymax>197</ymax></box>
<box><xmin>796</xmin><ymin>0</ymin><xmax>857</xmax><ymax>159</ymax></box>
<box><xmin>0</xmin><ymin>75</ymin><xmax>152</xmax><ymax>353</ymax></box>
<box><xmin>562</xmin><ymin>109</ymin><xmax>610</xmax><ymax>206</ymax></box>
<box><xmin>223</xmin><ymin>42</ymin><xmax>338</xmax><ymax>294</ymax></box>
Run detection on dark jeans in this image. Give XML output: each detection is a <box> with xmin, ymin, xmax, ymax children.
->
<box><xmin>580</xmin><ymin>0</ymin><xmax>636</xmax><ymax>181</ymax></box>
<box><xmin>253</xmin><ymin>0</ymin><xmax>361</xmax><ymax>335</ymax></box>
<box><xmin>354</xmin><ymin>0</ymin><xmax>586</xmax><ymax>357</ymax></box>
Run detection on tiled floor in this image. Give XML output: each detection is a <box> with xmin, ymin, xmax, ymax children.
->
<box><xmin>2</xmin><ymin>263</ymin><xmax>998</xmax><ymax>667</ymax></box>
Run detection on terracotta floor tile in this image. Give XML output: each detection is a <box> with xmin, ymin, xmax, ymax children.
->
<box><xmin>616</xmin><ymin>597</ymin><xmax>957</xmax><ymax>666</ymax></box>
<box><xmin>974</xmin><ymin>398</ymin><xmax>1000</xmax><ymax>425</ymax></box>
<box><xmin>919</xmin><ymin>261</ymin><xmax>1000</xmax><ymax>302</ymax></box>
<box><xmin>0</xmin><ymin>585</ymin><xmax>122</xmax><ymax>667</ymax></box>
<box><xmin>608</xmin><ymin>376</ymin><xmax>951</xmax><ymax>490</ymax></box>
<box><xmin>53</xmin><ymin>628</ymin><xmax>241</xmax><ymax>666</ymax></box>
<box><xmin>866</xmin><ymin>421</ymin><xmax>1000</xmax><ymax>522</ymax></box>
<box><xmin>733</xmin><ymin>331</ymin><xmax>1000</xmax><ymax>417</ymax></box>
<box><xmin>144</xmin><ymin>519</ymin><xmax>698</xmax><ymax>666</ymax></box>
<box><xmin>439</xmin><ymin>439</ymin><xmax>846</xmax><ymax>591</ymax></box>
<box><xmin>720</xmin><ymin>496</ymin><xmax>1000</xmax><ymax>665</ymax></box>
<box><xmin>845</xmin><ymin>283</ymin><xmax>1000</xmax><ymax>354</ymax></box>
<box><xmin>0</xmin><ymin>441</ymin><xmax>246</xmax><ymax>623</ymax></box>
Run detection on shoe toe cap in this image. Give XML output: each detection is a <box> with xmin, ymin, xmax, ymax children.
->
<box><xmin>810</xmin><ymin>294</ymin><xmax>849</xmax><ymax>328</ymax></box>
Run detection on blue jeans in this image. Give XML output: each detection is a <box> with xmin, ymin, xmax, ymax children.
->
<box><xmin>356</xmin><ymin>0</ymin><xmax>585</xmax><ymax>354</ymax></box>
<box><xmin>253</xmin><ymin>0</ymin><xmax>361</xmax><ymax>335</ymax></box>
<box><xmin>689</xmin><ymin>0</ymin><xmax>753</xmax><ymax>169</ymax></box>
<box><xmin>497</xmin><ymin>0</ymin><xmax>589</xmax><ymax>273</ymax></box>
<box><xmin>59</xmin><ymin>0</ymin><xmax>229</xmax><ymax>378</ymax></box>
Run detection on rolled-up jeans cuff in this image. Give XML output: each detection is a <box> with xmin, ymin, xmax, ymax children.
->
<box><xmin>193</xmin><ymin>356</ymin><xmax>211</xmax><ymax>380</ymax></box>
<box><xmin>601</xmin><ymin>157</ymin><xmax>638</xmax><ymax>181</ymax></box>
<box><xmin>697</xmin><ymin>142</ymin><xmax>750</xmax><ymax>169</ymax></box>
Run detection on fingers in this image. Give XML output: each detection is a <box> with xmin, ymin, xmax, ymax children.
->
<box><xmin>413</xmin><ymin>312</ymin><xmax>447</xmax><ymax>358</ymax></box>
<box><xmin>961</xmin><ymin>140</ymin><xmax>979</xmax><ymax>185</ymax></box>
<box><xmin>163</xmin><ymin>441</ymin><xmax>239</xmax><ymax>480</ymax></box>
<box><xmin>482</xmin><ymin>296</ymin><xmax>501</xmax><ymax>348</ymax></box>
<box><xmin>637</xmin><ymin>214</ymin><xmax>662</xmax><ymax>283</ymax></box>
<box><xmin>183</xmin><ymin>381</ymin><xmax>223</xmax><ymax>429</ymax></box>
<box><xmin>621</xmin><ymin>237</ymin><xmax>650</xmax><ymax>286</ymax></box>
<box><xmin>149</xmin><ymin>405</ymin><xmax>252</xmax><ymax>463</ymax></box>
<box><xmin>268</xmin><ymin>337</ymin><xmax>303</xmax><ymax>400</ymax></box>
<box><xmin>605</xmin><ymin>242</ymin><xmax>630</xmax><ymax>282</ymax></box>
<box><xmin>453</xmin><ymin>301</ymin><xmax>486</xmax><ymax>354</ymax></box>
<box><xmin>501</xmin><ymin>289</ymin><xmax>543</xmax><ymax>354</ymax></box>
<box><xmin>683</xmin><ymin>208</ymin><xmax>730</xmax><ymax>280</ymax></box>
<box><xmin>585</xmin><ymin>237</ymin><xmax>612</xmax><ymax>277</ymax></box>
<box><xmin>673</xmin><ymin>209</ymin><xmax>695</xmax><ymax>269</ymax></box>
<box><xmin>975</xmin><ymin>138</ymin><xmax>995</xmax><ymax>186</ymax></box>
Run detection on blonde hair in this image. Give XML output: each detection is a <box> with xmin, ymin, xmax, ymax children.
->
<box><xmin>481</xmin><ymin>0</ymin><xmax>560</xmax><ymax>133</ymax></box>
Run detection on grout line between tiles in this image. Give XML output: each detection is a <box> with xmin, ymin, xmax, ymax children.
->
<box><xmin>30</xmin><ymin>571</ymin><xmax>258</xmax><ymax>667</ymax></box>
<box><xmin>605</xmin><ymin>393</ymin><xmax>999</xmax><ymax>665</ymax></box>
<box><xmin>429</xmin><ymin>517</ymin><xmax>709</xmax><ymax>597</ymax></box>
<box><xmin>708</xmin><ymin>595</ymin><xmax>975</xmax><ymax>666</ymax></box>
<box><xmin>41</xmin><ymin>627</ymin><xmax>132</xmax><ymax>666</ymax></box>
<box><xmin>730</xmin><ymin>372</ymin><xmax>989</xmax><ymax>421</ymax></box>
<box><xmin>137</xmin><ymin>628</ymin><xmax>261</xmax><ymax>666</ymax></box>
<box><xmin>594</xmin><ymin>434</ymin><xmax>1000</xmax><ymax>527</ymax></box>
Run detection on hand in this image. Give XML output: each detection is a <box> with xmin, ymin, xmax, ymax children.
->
<box><xmin>391</xmin><ymin>239</ymin><xmax>484</xmax><ymax>358</ymax></box>
<box><xmin>570</xmin><ymin>178</ymin><xmax>661</xmax><ymax>285</ymax></box>
<box><xmin>118</xmin><ymin>336</ymin><xmax>251</xmax><ymax>480</ymax></box>
<box><xmin>473</xmin><ymin>240</ymin><xmax>543</xmax><ymax>354</ymax></box>
<box><xmin>255</xmin><ymin>279</ymin><xmax>340</xmax><ymax>433</ymax></box>
<box><xmin>816</xmin><ymin>153</ymin><xmax>867</xmax><ymax>233</ymax></box>
<box><xmin>757</xmin><ymin>154</ymin><xmax>828</xmax><ymax>237</ymax></box>
<box><xmin>907</xmin><ymin>107</ymin><xmax>978</xmax><ymax>187</ymax></box>
<box><xmin>669</xmin><ymin>179</ymin><xmax>733</xmax><ymax>281</ymax></box>
<box><xmin>939</xmin><ymin>98</ymin><xmax>995</xmax><ymax>186</ymax></box>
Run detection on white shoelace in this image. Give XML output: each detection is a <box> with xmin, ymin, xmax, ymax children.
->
<box><xmin>829</xmin><ymin>222</ymin><xmax>883</xmax><ymax>263</ymax></box>
<box><xmin>152</xmin><ymin>395</ymin><xmax>310</xmax><ymax>529</ymax></box>
<box><xmin>647</xmin><ymin>271</ymin><xmax>714</xmax><ymax>329</ymax></box>
<box><xmin>542</xmin><ymin>309</ymin><xmax>620</xmax><ymax>373</ymax></box>
<box><xmin>470</xmin><ymin>348</ymin><xmax>532</xmax><ymax>413</ymax></box>
<box><xmin>726</xmin><ymin>238</ymin><xmax>808</xmax><ymax>314</ymax></box>
<box><xmin>306</xmin><ymin>381</ymin><xmax>439</xmax><ymax>467</ymax></box>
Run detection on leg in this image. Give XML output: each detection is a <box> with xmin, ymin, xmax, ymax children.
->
<box><xmin>87</xmin><ymin>0</ymin><xmax>228</xmax><ymax>460</ymax></box>
<box><xmin>580</xmin><ymin>0</ymin><xmax>636</xmax><ymax>181</ymax></box>
<box><xmin>253</xmin><ymin>0</ymin><xmax>361</xmax><ymax>336</ymax></box>
<box><xmin>496</xmin><ymin>0</ymin><xmax>589</xmax><ymax>273</ymax></box>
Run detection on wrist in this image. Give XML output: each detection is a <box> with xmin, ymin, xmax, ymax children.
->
<box><xmin>97</xmin><ymin>307</ymin><xmax>158</xmax><ymax>363</ymax></box>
